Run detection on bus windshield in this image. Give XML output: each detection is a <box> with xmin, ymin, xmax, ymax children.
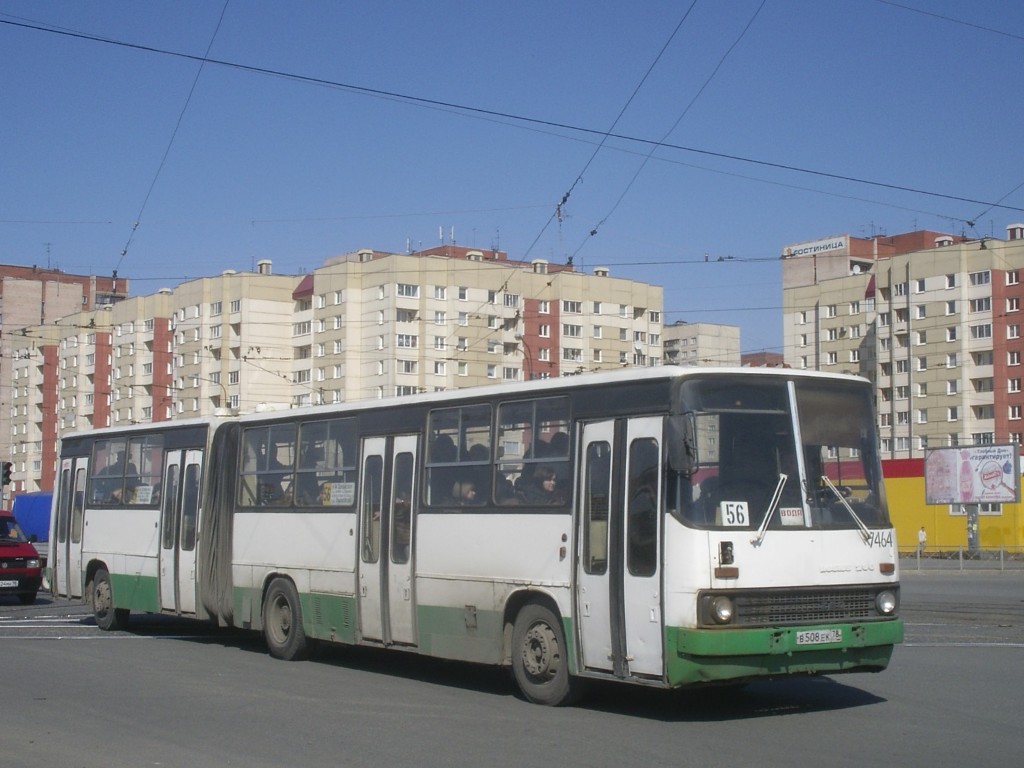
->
<box><xmin>671</xmin><ymin>376</ymin><xmax>890</xmax><ymax>532</ymax></box>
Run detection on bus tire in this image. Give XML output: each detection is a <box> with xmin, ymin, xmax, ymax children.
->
<box><xmin>263</xmin><ymin>578</ymin><xmax>310</xmax><ymax>661</ymax></box>
<box><xmin>92</xmin><ymin>568</ymin><xmax>129</xmax><ymax>631</ymax></box>
<box><xmin>511</xmin><ymin>602</ymin><xmax>581</xmax><ymax>706</ymax></box>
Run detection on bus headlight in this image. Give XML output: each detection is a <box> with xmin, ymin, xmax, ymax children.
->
<box><xmin>710</xmin><ymin>596</ymin><xmax>735</xmax><ymax>624</ymax></box>
<box><xmin>875</xmin><ymin>590</ymin><xmax>897</xmax><ymax>615</ymax></box>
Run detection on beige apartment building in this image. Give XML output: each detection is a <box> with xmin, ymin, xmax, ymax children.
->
<box><xmin>662</xmin><ymin>320</ymin><xmax>740</xmax><ymax>366</ymax></box>
<box><xmin>783</xmin><ymin>224</ymin><xmax>1024</xmax><ymax>458</ymax></box>
<box><xmin>8</xmin><ymin>246</ymin><xmax>665</xmax><ymax>493</ymax></box>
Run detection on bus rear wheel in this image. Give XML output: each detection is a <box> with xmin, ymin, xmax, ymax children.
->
<box><xmin>511</xmin><ymin>603</ymin><xmax>581</xmax><ymax>706</ymax></box>
<box><xmin>263</xmin><ymin>578</ymin><xmax>310</xmax><ymax>661</ymax></box>
<box><xmin>91</xmin><ymin>568</ymin><xmax>128</xmax><ymax>631</ymax></box>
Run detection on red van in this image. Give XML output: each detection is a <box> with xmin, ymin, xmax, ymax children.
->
<box><xmin>0</xmin><ymin>512</ymin><xmax>41</xmax><ymax>605</ymax></box>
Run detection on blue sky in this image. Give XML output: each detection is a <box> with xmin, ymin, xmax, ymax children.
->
<box><xmin>2</xmin><ymin>1</ymin><xmax>1023</xmax><ymax>354</ymax></box>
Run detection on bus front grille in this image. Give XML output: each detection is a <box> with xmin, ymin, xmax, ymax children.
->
<box><xmin>733</xmin><ymin>588</ymin><xmax>877</xmax><ymax>625</ymax></box>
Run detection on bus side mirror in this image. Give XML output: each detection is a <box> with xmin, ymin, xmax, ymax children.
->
<box><xmin>667</xmin><ymin>414</ymin><xmax>698</xmax><ymax>476</ymax></box>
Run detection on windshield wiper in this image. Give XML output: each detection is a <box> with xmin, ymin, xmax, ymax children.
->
<box><xmin>750</xmin><ymin>473</ymin><xmax>788</xmax><ymax>547</ymax></box>
<box><xmin>820</xmin><ymin>475</ymin><xmax>872</xmax><ymax>543</ymax></box>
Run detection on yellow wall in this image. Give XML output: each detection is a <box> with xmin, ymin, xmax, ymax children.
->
<box><xmin>885</xmin><ymin>474</ymin><xmax>1024</xmax><ymax>552</ymax></box>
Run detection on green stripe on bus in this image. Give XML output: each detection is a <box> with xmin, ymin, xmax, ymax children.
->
<box><xmin>109</xmin><ymin>572</ymin><xmax>159</xmax><ymax>613</ymax></box>
<box><xmin>665</xmin><ymin>620</ymin><xmax>903</xmax><ymax>686</ymax></box>
<box><xmin>415</xmin><ymin>604</ymin><xmax>504</xmax><ymax>663</ymax></box>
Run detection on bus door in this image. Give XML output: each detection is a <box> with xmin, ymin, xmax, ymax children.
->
<box><xmin>159</xmin><ymin>449</ymin><xmax>203</xmax><ymax>614</ymax></box>
<box><xmin>357</xmin><ymin>434</ymin><xmax>418</xmax><ymax>647</ymax></box>
<box><xmin>53</xmin><ymin>456</ymin><xmax>88</xmax><ymax>599</ymax></box>
<box><xmin>576</xmin><ymin>417</ymin><xmax>664</xmax><ymax>679</ymax></box>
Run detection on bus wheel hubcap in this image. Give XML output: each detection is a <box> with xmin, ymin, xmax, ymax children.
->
<box><xmin>522</xmin><ymin>623</ymin><xmax>557</xmax><ymax>678</ymax></box>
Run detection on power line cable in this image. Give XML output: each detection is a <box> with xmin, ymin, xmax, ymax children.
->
<box><xmin>871</xmin><ymin>0</ymin><xmax>1024</xmax><ymax>43</ymax></box>
<box><xmin>4</xmin><ymin>16</ymin><xmax>1021</xmax><ymax>217</ymax></box>
<box><xmin>113</xmin><ymin>1</ymin><xmax>231</xmax><ymax>274</ymax></box>
<box><xmin>570</xmin><ymin>0</ymin><xmax>766</xmax><ymax>261</ymax></box>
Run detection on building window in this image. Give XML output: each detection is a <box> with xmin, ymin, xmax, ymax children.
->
<box><xmin>969</xmin><ymin>297</ymin><xmax>991</xmax><ymax>313</ymax></box>
<box><xmin>1008</xmin><ymin>270</ymin><xmax>1020</xmax><ymax>286</ymax></box>
<box><xmin>397</xmin><ymin>283</ymin><xmax>419</xmax><ymax>298</ymax></box>
<box><xmin>1010</xmin><ymin>325</ymin><xmax>1021</xmax><ymax>340</ymax></box>
<box><xmin>970</xmin><ymin>324</ymin><xmax>992</xmax><ymax>339</ymax></box>
<box><xmin>969</xmin><ymin>270</ymin><xmax>991</xmax><ymax>286</ymax></box>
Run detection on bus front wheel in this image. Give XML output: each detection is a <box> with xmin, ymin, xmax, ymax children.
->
<box><xmin>511</xmin><ymin>603</ymin><xmax>581</xmax><ymax>706</ymax></box>
<box><xmin>263</xmin><ymin>578</ymin><xmax>310</xmax><ymax>661</ymax></box>
<box><xmin>91</xmin><ymin>568</ymin><xmax>129</xmax><ymax>631</ymax></box>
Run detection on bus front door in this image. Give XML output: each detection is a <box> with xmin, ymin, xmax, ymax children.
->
<box><xmin>53</xmin><ymin>457</ymin><xmax>88</xmax><ymax>599</ymax></box>
<box><xmin>159</xmin><ymin>449</ymin><xmax>203</xmax><ymax>614</ymax></box>
<box><xmin>577</xmin><ymin>417</ymin><xmax>664</xmax><ymax>680</ymax></box>
<box><xmin>357</xmin><ymin>434</ymin><xmax>418</xmax><ymax>647</ymax></box>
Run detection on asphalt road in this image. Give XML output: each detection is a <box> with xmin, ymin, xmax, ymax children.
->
<box><xmin>2</xmin><ymin>570</ymin><xmax>1021</xmax><ymax>768</ymax></box>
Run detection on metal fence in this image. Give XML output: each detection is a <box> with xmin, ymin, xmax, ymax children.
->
<box><xmin>898</xmin><ymin>546</ymin><xmax>1024</xmax><ymax>571</ymax></box>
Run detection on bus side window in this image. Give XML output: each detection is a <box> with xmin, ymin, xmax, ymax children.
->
<box><xmin>181</xmin><ymin>462</ymin><xmax>201</xmax><ymax>551</ymax></box>
<box><xmin>627</xmin><ymin>438</ymin><xmax>659</xmax><ymax>577</ymax></box>
<box><xmin>361</xmin><ymin>455</ymin><xmax>383</xmax><ymax>562</ymax></box>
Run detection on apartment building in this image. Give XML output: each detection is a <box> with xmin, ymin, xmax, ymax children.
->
<box><xmin>662</xmin><ymin>320</ymin><xmax>740</xmax><ymax>366</ymax></box>
<box><xmin>0</xmin><ymin>265</ymin><xmax>125</xmax><ymax>503</ymax></box>
<box><xmin>782</xmin><ymin>224</ymin><xmax>1024</xmax><ymax>459</ymax></box>
<box><xmin>9</xmin><ymin>247</ymin><xmax>664</xmax><ymax>492</ymax></box>
<box><xmin>292</xmin><ymin>245</ymin><xmax>664</xmax><ymax>403</ymax></box>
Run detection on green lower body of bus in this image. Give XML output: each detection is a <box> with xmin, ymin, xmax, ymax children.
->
<box><xmin>665</xmin><ymin>619</ymin><xmax>904</xmax><ymax>687</ymax></box>
<box><xmin>98</xmin><ymin>576</ymin><xmax>902</xmax><ymax>690</ymax></box>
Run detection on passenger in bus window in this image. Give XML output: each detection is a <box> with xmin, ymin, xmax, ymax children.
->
<box><xmin>518</xmin><ymin>465</ymin><xmax>561</xmax><ymax>504</ymax></box>
<box><xmin>295</xmin><ymin>444</ymin><xmax>324</xmax><ymax>506</ymax></box>
<box><xmin>257</xmin><ymin>436</ymin><xmax>290</xmax><ymax>504</ymax></box>
<box><xmin>449</xmin><ymin>480</ymin><xmax>479</xmax><ymax>505</ymax></box>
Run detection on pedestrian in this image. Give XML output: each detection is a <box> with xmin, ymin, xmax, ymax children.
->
<box><xmin>917</xmin><ymin>526</ymin><xmax>927</xmax><ymax>556</ymax></box>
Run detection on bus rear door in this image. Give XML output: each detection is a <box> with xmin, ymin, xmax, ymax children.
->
<box><xmin>576</xmin><ymin>417</ymin><xmax>664</xmax><ymax>680</ymax></box>
<box><xmin>357</xmin><ymin>434</ymin><xmax>418</xmax><ymax>647</ymax></box>
<box><xmin>159</xmin><ymin>449</ymin><xmax>203</xmax><ymax>614</ymax></box>
<box><xmin>53</xmin><ymin>457</ymin><xmax>88</xmax><ymax>599</ymax></box>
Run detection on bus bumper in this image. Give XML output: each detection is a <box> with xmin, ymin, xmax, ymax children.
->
<box><xmin>664</xmin><ymin>618</ymin><xmax>904</xmax><ymax>687</ymax></box>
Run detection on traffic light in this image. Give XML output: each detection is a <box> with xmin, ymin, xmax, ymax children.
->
<box><xmin>1</xmin><ymin>462</ymin><xmax>12</xmax><ymax>486</ymax></box>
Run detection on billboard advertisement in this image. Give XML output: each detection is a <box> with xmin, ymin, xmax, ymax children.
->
<box><xmin>924</xmin><ymin>445</ymin><xmax>1020</xmax><ymax>505</ymax></box>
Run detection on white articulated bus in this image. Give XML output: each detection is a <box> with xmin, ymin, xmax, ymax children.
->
<box><xmin>49</xmin><ymin>367</ymin><xmax>902</xmax><ymax>705</ymax></box>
